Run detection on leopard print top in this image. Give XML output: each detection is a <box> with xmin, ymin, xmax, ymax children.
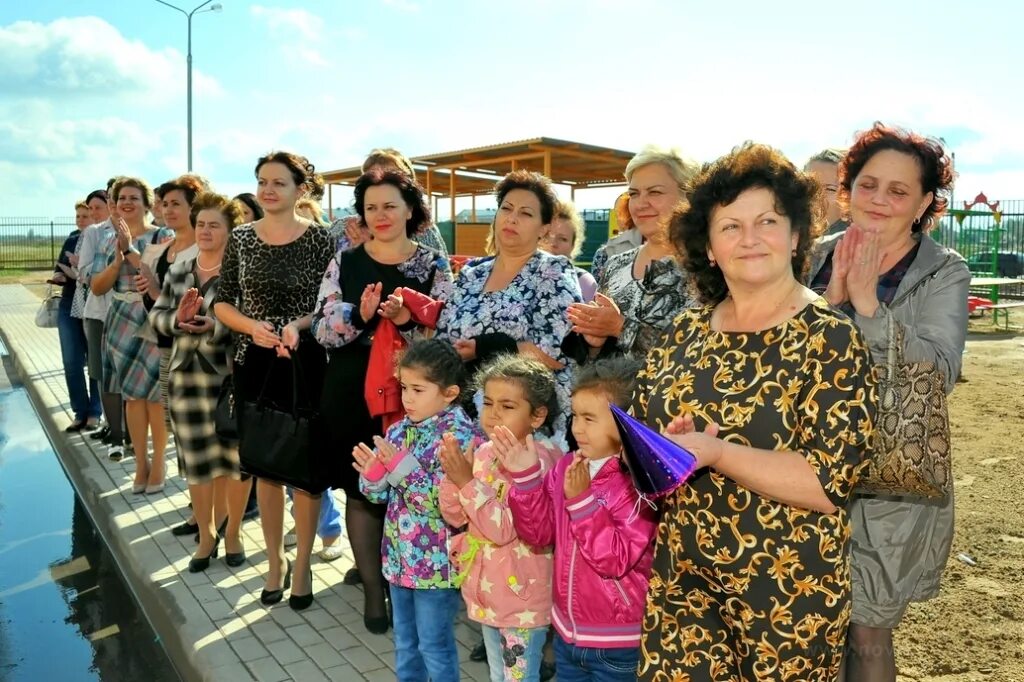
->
<box><xmin>216</xmin><ymin>223</ymin><xmax>335</xmax><ymax>364</ymax></box>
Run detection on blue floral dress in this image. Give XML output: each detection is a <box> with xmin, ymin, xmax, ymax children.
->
<box><xmin>360</xmin><ymin>405</ymin><xmax>484</xmax><ymax>589</ymax></box>
<box><xmin>435</xmin><ymin>251</ymin><xmax>582</xmax><ymax>437</ymax></box>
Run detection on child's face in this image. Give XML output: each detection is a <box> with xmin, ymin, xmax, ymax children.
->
<box><xmin>400</xmin><ymin>366</ymin><xmax>459</xmax><ymax>423</ymax></box>
<box><xmin>570</xmin><ymin>388</ymin><xmax>622</xmax><ymax>460</ymax></box>
<box><xmin>481</xmin><ymin>378</ymin><xmax>547</xmax><ymax>441</ymax></box>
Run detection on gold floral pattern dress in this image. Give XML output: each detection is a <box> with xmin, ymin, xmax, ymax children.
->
<box><xmin>632</xmin><ymin>298</ymin><xmax>876</xmax><ymax>681</ymax></box>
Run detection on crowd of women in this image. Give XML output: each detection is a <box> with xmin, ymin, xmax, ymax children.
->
<box><xmin>48</xmin><ymin>123</ymin><xmax>968</xmax><ymax>681</ymax></box>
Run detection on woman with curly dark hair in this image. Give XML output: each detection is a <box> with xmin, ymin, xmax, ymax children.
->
<box><xmin>214</xmin><ymin>151</ymin><xmax>336</xmax><ymax>610</ymax></box>
<box><xmin>632</xmin><ymin>143</ymin><xmax>877</xmax><ymax>680</ymax></box>
<box><xmin>808</xmin><ymin>123</ymin><xmax>970</xmax><ymax>682</ymax></box>
<box><xmin>312</xmin><ymin>169</ymin><xmax>453</xmax><ymax>633</ymax></box>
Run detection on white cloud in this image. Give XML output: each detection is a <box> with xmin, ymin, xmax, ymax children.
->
<box><xmin>0</xmin><ymin>17</ymin><xmax>220</xmax><ymax>102</ymax></box>
<box><xmin>250</xmin><ymin>5</ymin><xmax>324</xmax><ymax>42</ymax></box>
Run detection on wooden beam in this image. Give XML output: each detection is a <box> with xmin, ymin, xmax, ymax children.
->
<box><xmin>426</xmin><ymin>168</ymin><xmax>432</xmax><ymax>196</ymax></box>
<box><xmin>426</xmin><ymin>151</ymin><xmax>545</xmax><ymax>172</ymax></box>
<box><xmin>471</xmin><ymin>194</ymin><xmax>477</xmax><ymax>223</ymax></box>
<box><xmin>450</xmin><ymin>172</ymin><xmax>456</xmax><ymax>228</ymax></box>
<box><xmin>543</xmin><ymin>150</ymin><xmax>551</xmax><ymax>178</ymax></box>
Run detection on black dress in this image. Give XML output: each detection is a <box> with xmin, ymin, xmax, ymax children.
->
<box><xmin>216</xmin><ymin>224</ymin><xmax>335</xmax><ymax>492</ymax></box>
<box><xmin>312</xmin><ymin>244</ymin><xmax>453</xmax><ymax>499</ymax></box>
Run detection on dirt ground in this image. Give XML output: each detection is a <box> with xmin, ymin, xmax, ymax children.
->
<box><xmin>6</xmin><ymin>271</ymin><xmax>1022</xmax><ymax>680</ymax></box>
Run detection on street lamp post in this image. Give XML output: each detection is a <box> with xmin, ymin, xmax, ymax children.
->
<box><xmin>154</xmin><ymin>0</ymin><xmax>223</xmax><ymax>171</ymax></box>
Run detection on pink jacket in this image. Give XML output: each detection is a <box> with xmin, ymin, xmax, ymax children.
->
<box><xmin>508</xmin><ymin>454</ymin><xmax>658</xmax><ymax>649</ymax></box>
<box><xmin>440</xmin><ymin>439</ymin><xmax>562</xmax><ymax>630</ymax></box>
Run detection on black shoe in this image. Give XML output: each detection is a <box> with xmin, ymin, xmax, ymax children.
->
<box><xmin>539</xmin><ymin>661</ymin><xmax>556</xmax><ymax>682</ymax></box>
<box><xmin>90</xmin><ymin>426</ymin><xmax>110</xmax><ymax>441</ymax></box>
<box><xmin>342</xmin><ymin>567</ymin><xmax>362</xmax><ymax>585</ymax></box>
<box><xmin>65</xmin><ymin>419</ymin><xmax>90</xmax><ymax>433</ymax></box>
<box><xmin>469</xmin><ymin>639</ymin><xmax>487</xmax><ymax>662</ymax></box>
<box><xmin>171</xmin><ymin>520</ymin><xmax>199</xmax><ymax>536</ymax></box>
<box><xmin>188</xmin><ymin>539</ymin><xmax>220</xmax><ymax>573</ymax></box>
<box><xmin>364</xmin><ymin>588</ymin><xmax>391</xmax><ymax>634</ymax></box>
<box><xmin>288</xmin><ymin>569</ymin><xmax>315</xmax><ymax>611</ymax></box>
<box><xmin>260</xmin><ymin>561</ymin><xmax>292</xmax><ymax>606</ymax></box>
<box><xmin>224</xmin><ymin>545</ymin><xmax>247</xmax><ymax>568</ymax></box>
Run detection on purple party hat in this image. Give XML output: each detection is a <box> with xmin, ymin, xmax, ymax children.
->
<box><xmin>610</xmin><ymin>404</ymin><xmax>699</xmax><ymax>497</ymax></box>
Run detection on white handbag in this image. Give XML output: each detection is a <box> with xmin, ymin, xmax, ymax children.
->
<box><xmin>35</xmin><ymin>285</ymin><xmax>61</xmax><ymax>328</ymax></box>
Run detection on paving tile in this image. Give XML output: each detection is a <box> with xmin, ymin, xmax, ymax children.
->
<box><xmin>341</xmin><ymin>646</ymin><xmax>389</xmax><ymax>673</ymax></box>
<box><xmin>246</xmin><ymin>656</ymin><xmax>290</xmax><ymax>682</ymax></box>
<box><xmin>266</xmin><ymin>637</ymin><xmax>307</xmax><ymax>666</ymax></box>
<box><xmin>227</xmin><ymin>635</ymin><xmax>269</xmax><ymax>662</ymax></box>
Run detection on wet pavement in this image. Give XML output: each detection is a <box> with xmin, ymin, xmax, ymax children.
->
<box><xmin>0</xmin><ymin>384</ymin><xmax>180</xmax><ymax>681</ymax></box>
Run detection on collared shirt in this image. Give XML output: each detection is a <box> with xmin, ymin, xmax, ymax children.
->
<box><xmin>78</xmin><ymin>219</ymin><xmax>113</xmax><ymax>321</ymax></box>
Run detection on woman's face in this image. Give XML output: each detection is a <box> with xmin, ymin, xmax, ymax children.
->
<box><xmin>257</xmin><ymin>162</ymin><xmax>303</xmax><ymax>214</ymax></box>
<box><xmin>87</xmin><ymin>197</ymin><xmax>108</xmax><ymax>224</ymax></box>
<box><xmin>194</xmin><ymin>208</ymin><xmax>230</xmax><ymax>254</ymax></box>
<box><xmin>849</xmin><ymin>149</ymin><xmax>933</xmax><ymax>242</ymax></box>
<box><xmin>363</xmin><ymin>183</ymin><xmax>412</xmax><ymax>243</ymax></box>
<box><xmin>541</xmin><ymin>218</ymin><xmax>576</xmax><ymax>258</ymax></box>
<box><xmin>162</xmin><ymin>189</ymin><xmax>192</xmax><ymax>232</ymax></box>
<box><xmin>806</xmin><ymin>160</ymin><xmax>841</xmax><ymax>225</ymax></box>
<box><xmin>75</xmin><ymin>207</ymin><xmax>91</xmax><ymax>230</ymax></box>
<box><xmin>707</xmin><ymin>187</ymin><xmax>798</xmax><ymax>290</ymax></box>
<box><xmin>116</xmin><ymin>186</ymin><xmax>146</xmax><ymax>224</ymax></box>
<box><xmin>496</xmin><ymin>188</ymin><xmax>546</xmax><ymax>254</ymax></box>
<box><xmin>628</xmin><ymin>163</ymin><xmax>682</xmax><ymax>240</ymax></box>
<box><xmin>238</xmin><ymin>201</ymin><xmax>255</xmax><ymax>223</ymax></box>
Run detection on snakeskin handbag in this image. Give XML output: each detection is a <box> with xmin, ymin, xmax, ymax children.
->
<box><xmin>857</xmin><ymin>258</ymin><xmax>953</xmax><ymax>499</ymax></box>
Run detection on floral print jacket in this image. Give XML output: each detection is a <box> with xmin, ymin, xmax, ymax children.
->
<box><xmin>360</xmin><ymin>405</ymin><xmax>485</xmax><ymax>589</ymax></box>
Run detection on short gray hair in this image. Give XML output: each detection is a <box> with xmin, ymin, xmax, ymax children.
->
<box><xmin>624</xmin><ymin>145</ymin><xmax>698</xmax><ymax>194</ymax></box>
<box><xmin>804</xmin><ymin>148</ymin><xmax>846</xmax><ymax>170</ymax></box>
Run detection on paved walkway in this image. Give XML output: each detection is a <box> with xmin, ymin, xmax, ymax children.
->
<box><xmin>0</xmin><ymin>284</ymin><xmax>489</xmax><ymax>682</ymax></box>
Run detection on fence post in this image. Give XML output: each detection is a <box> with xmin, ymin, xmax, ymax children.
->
<box><xmin>50</xmin><ymin>220</ymin><xmax>56</xmax><ymax>267</ymax></box>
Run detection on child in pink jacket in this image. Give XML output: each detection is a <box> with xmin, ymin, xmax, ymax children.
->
<box><xmin>440</xmin><ymin>355</ymin><xmax>563</xmax><ymax>682</ymax></box>
<box><xmin>504</xmin><ymin>357</ymin><xmax>658</xmax><ymax>681</ymax></box>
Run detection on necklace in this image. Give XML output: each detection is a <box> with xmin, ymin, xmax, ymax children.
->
<box><xmin>196</xmin><ymin>254</ymin><xmax>221</xmax><ymax>272</ymax></box>
<box><xmin>722</xmin><ymin>280</ymin><xmax>802</xmax><ymax>332</ymax></box>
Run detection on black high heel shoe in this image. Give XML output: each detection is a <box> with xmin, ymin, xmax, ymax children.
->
<box><xmin>224</xmin><ymin>539</ymin><xmax>246</xmax><ymax>568</ymax></box>
<box><xmin>364</xmin><ymin>587</ymin><xmax>391</xmax><ymax>634</ymax></box>
<box><xmin>260</xmin><ymin>560</ymin><xmax>292</xmax><ymax>606</ymax></box>
<box><xmin>288</xmin><ymin>568</ymin><xmax>315</xmax><ymax>611</ymax></box>
<box><xmin>188</xmin><ymin>539</ymin><xmax>220</xmax><ymax>573</ymax></box>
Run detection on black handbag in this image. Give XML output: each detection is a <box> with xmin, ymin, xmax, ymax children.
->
<box><xmin>214</xmin><ymin>374</ymin><xmax>239</xmax><ymax>444</ymax></box>
<box><xmin>237</xmin><ymin>357</ymin><xmax>324</xmax><ymax>493</ymax></box>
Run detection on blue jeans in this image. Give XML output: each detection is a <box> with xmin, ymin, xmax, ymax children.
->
<box><xmin>57</xmin><ymin>307</ymin><xmax>101</xmax><ymax>421</ymax></box>
<box><xmin>390</xmin><ymin>586</ymin><xmax>461</xmax><ymax>682</ymax></box>
<box><xmin>482</xmin><ymin>624</ymin><xmax>547</xmax><ymax>682</ymax></box>
<box><xmin>553</xmin><ymin>636</ymin><xmax>639</xmax><ymax>681</ymax></box>
<box><xmin>287</xmin><ymin>487</ymin><xmax>343</xmax><ymax>540</ymax></box>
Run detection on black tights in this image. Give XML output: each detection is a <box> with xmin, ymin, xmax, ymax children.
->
<box><xmin>841</xmin><ymin>624</ymin><xmax>896</xmax><ymax>682</ymax></box>
<box><xmin>345</xmin><ymin>496</ymin><xmax>387</xmax><ymax>620</ymax></box>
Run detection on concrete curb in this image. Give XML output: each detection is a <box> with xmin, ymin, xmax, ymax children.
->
<box><xmin>0</xmin><ymin>323</ymin><xmax>200</xmax><ymax>682</ymax></box>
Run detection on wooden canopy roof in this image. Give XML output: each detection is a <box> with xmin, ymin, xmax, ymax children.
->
<box><xmin>322</xmin><ymin>137</ymin><xmax>635</xmax><ymax>199</ymax></box>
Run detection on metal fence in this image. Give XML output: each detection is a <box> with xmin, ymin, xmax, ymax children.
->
<box><xmin>933</xmin><ymin>198</ymin><xmax>1024</xmax><ymax>271</ymax></box>
<box><xmin>0</xmin><ymin>217</ymin><xmax>76</xmax><ymax>270</ymax></box>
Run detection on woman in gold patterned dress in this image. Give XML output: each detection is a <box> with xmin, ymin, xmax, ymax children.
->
<box><xmin>632</xmin><ymin>143</ymin><xmax>877</xmax><ymax>681</ymax></box>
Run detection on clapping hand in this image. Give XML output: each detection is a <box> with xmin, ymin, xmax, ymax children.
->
<box><xmin>378</xmin><ymin>288</ymin><xmax>411</xmax><ymax>324</ymax></box>
<box><xmin>568</xmin><ymin>293</ymin><xmax>624</xmax><ymax>347</ymax></box>
<box><xmin>439</xmin><ymin>433</ymin><xmax>475</xmax><ymax>488</ymax></box>
<box><xmin>452</xmin><ymin>338</ymin><xmax>477</xmax><ymax>362</ymax></box>
<box><xmin>352</xmin><ymin>436</ymin><xmax>401</xmax><ymax>474</ymax></box>
<box><xmin>563</xmin><ymin>453</ymin><xmax>591</xmax><ymax>498</ymax></box>
<box><xmin>345</xmin><ymin>215</ymin><xmax>370</xmax><ymax>247</ymax></box>
<box><xmin>133</xmin><ymin>263</ymin><xmax>159</xmax><ymax>299</ymax></box>
<box><xmin>663</xmin><ymin>414</ymin><xmax>723</xmax><ymax>470</ymax></box>
<box><xmin>360</xmin><ymin>282</ymin><xmax>383</xmax><ymax>323</ymax></box>
<box><xmin>180</xmin><ymin>315</ymin><xmax>213</xmax><ymax>335</ymax></box>
<box><xmin>845</xmin><ymin>225</ymin><xmax>883</xmax><ymax>317</ymax></box>
<box><xmin>115</xmin><ymin>218</ymin><xmax>132</xmax><ymax>252</ymax></box>
<box><xmin>176</xmin><ymin>288</ymin><xmax>203</xmax><ymax>325</ymax></box>
<box><xmin>492</xmin><ymin>425</ymin><xmax>539</xmax><ymax>473</ymax></box>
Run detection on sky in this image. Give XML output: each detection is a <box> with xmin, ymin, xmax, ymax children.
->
<box><xmin>1</xmin><ymin>0</ymin><xmax>1022</xmax><ymax>219</ymax></box>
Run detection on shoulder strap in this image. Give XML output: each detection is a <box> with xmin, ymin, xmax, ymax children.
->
<box><xmin>890</xmin><ymin>254</ymin><xmax>953</xmax><ymax>308</ymax></box>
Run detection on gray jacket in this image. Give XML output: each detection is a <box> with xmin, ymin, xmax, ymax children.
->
<box><xmin>809</xmin><ymin>232</ymin><xmax>970</xmax><ymax>394</ymax></box>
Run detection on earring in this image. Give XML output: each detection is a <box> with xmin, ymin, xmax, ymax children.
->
<box><xmin>709</xmin><ymin>258</ymin><xmax>717</xmax><ymax>267</ymax></box>
<box><xmin>791</xmin><ymin>249</ymin><xmax>796</xmax><ymax>257</ymax></box>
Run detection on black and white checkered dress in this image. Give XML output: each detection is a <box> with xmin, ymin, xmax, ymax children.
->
<box><xmin>148</xmin><ymin>257</ymin><xmax>240</xmax><ymax>485</ymax></box>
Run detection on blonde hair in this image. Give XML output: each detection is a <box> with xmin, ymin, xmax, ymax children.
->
<box><xmin>552</xmin><ymin>199</ymin><xmax>586</xmax><ymax>259</ymax></box>
<box><xmin>295</xmin><ymin>197</ymin><xmax>327</xmax><ymax>226</ymax></box>
<box><xmin>75</xmin><ymin>200</ymin><xmax>89</xmax><ymax>211</ymax></box>
<box><xmin>624</xmin><ymin>145</ymin><xmax>698</xmax><ymax>194</ymax></box>
<box><xmin>362</xmin><ymin>148</ymin><xmax>416</xmax><ymax>178</ymax></box>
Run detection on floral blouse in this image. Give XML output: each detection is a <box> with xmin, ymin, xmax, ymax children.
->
<box><xmin>598</xmin><ymin>246</ymin><xmax>695</xmax><ymax>357</ymax></box>
<box><xmin>311</xmin><ymin>244</ymin><xmax>452</xmax><ymax>348</ymax></box>
<box><xmin>360</xmin><ymin>405</ymin><xmax>485</xmax><ymax>589</ymax></box>
<box><xmin>435</xmin><ymin>251</ymin><xmax>582</xmax><ymax>436</ymax></box>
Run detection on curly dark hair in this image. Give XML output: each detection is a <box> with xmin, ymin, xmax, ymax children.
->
<box><xmin>494</xmin><ymin>170</ymin><xmax>558</xmax><ymax>225</ymax></box>
<box><xmin>353</xmin><ymin>169</ymin><xmax>432</xmax><ymax>237</ymax></box>
<box><xmin>572</xmin><ymin>356</ymin><xmax>644</xmax><ymax>409</ymax></box>
<box><xmin>474</xmin><ymin>354</ymin><xmax>559</xmax><ymax>432</ymax></box>
<box><xmin>399</xmin><ymin>339</ymin><xmax>467</xmax><ymax>394</ymax></box>
<box><xmin>157</xmin><ymin>174</ymin><xmax>209</xmax><ymax>207</ymax></box>
<box><xmin>838</xmin><ymin>122</ymin><xmax>954</xmax><ymax>233</ymax></box>
<box><xmin>254</xmin><ymin>151</ymin><xmax>325</xmax><ymax>200</ymax></box>
<box><xmin>189</xmin><ymin>191</ymin><xmax>245</xmax><ymax>231</ymax></box>
<box><xmin>670</xmin><ymin>143</ymin><xmax>824</xmax><ymax>305</ymax></box>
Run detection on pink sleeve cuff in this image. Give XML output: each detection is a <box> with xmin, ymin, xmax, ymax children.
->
<box><xmin>362</xmin><ymin>459</ymin><xmax>388</xmax><ymax>483</ymax></box>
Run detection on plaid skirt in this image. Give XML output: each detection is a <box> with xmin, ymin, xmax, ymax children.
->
<box><xmin>102</xmin><ymin>298</ymin><xmax>162</xmax><ymax>402</ymax></box>
<box><xmin>169</xmin><ymin>357</ymin><xmax>241</xmax><ymax>485</ymax></box>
